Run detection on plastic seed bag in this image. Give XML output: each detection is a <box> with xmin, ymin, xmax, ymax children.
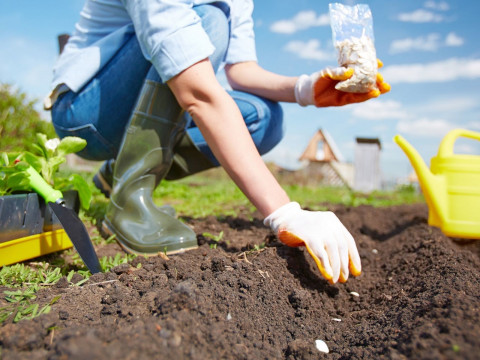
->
<box><xmin>329</xmin><ymin>3</ymin><xmax>378</xmax><ymax>93</ymax></box>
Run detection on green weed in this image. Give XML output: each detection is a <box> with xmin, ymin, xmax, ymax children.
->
<box><xmin>99</xmin><ymin>253</ymin><xmax>137</xmax><ymax>272</ymax></box>
<box><xmin>0</xmin><ymin>263</ymin><xmax>63</xmax><ymax>288</ymax></box>
<box><xmin>203</xmin><ymin>231</ymin><xmax>224</xmax><ymax>249</ymax></box>
<box><xmin>0</xmin><ymin>285</ymin><xmax>62</xmax><ymax>324</ymax></box>
<box><xmin>251</xmin><ymin>243</ymin><xmax>265</xmax><ymax>252</ymax></box>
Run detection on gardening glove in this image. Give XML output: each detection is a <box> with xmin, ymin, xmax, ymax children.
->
<box><xmin>294</xmin><ymin>59</ymin><xmax>390</xmax><ymax>107</ymax></box>
<box><xmin>264</xmin><ymin>202</ymin><xmax>361</xmax><ymax>284</ymax></box>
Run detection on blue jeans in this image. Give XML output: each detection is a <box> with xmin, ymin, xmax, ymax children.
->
<box><xmin>51</xmin><ymin>4</ymin><xmax>284</xmax><ymax>167</ymax></box>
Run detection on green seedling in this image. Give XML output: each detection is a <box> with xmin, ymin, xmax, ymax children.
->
<box><xmin>0</xmin><ymin>287</ymin><xmax>61</xmax><ymax>324</ymax></box>
<box><xmin>251</xmin><ymin>243</ymin><xmax>265</xmax><ymax>252</ymax></box>
<box><xmin>99</xmin><ymin>253</ymin><xmax>137</xmax><ymax>272</ymax></box>
<box><xmin>5</xmin><ymin>287</ymin><xmax>37</xmax><ymax>303</ymax></box>
<box><xmin>203</xmin><ymin>231</ymin><xmax>224</xmax><ymax>249</ymax></box>
<box><xmin>0</xmin><ymin>132</ymin><xmax>92</xmax><ymax>209</ymax></box>
<box><xmin>65</xmin><ymin>269</ymin><xmax>89</xmax><ymax>286</ymax></box>
<box><xmin>23</xmin><ymin>133</ymin><xmax>92</xmax><ymax>209</ymax></box>
<box><xmin>104</xmin><ymin>234</ymin><xmax>117</xmax><ymax>244</ymax></box>
<box><xmin>0</xmin><ymin>152</ymin><xmax>31</xmax><ymax>196</ymax></box>
<box><xmin>0</xmin><ymin>263</ymin><xmax>79</xmax><ymax>324</ymax></box>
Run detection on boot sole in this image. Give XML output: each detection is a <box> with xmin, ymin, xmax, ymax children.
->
<box><xmin>102</xmin><ymin>220</ymin><xmax>198</xmax><ymax>256</ymax></box>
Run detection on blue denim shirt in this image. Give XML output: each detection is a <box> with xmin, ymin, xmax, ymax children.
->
<box><xmin>50</xmin><ymin>0</ymin><xmax>256</xmax><ymax>95</ymax></box>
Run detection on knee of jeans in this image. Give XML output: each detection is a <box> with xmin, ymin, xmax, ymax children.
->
<box><xmin>194</xmin><ymin>4</ymin><xmax>229</xmax><ymax>72</ymax></box>
<box><xmin>52</xmin><ymin>104</ymin><xmax>117</xmax><ymax>161</ymax></box>
<box><xmin>53</xmin><ymin>122</ymin><xmax>116</xmax><ymax>161</ymax></box>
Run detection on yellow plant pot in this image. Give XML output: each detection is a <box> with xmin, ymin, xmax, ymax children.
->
<box><xmin>0</xmin><ymin>229</ymin><xmax>73</xmax><ymax>266</ymax></box>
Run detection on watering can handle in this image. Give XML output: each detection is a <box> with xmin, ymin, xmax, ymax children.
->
<box><xmin>437</xmin><ymin>128</ymin><xmax>480</xmax><ymax>157</ymax></box>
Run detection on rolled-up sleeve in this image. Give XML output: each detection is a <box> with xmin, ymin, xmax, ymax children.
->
<box><xmin>121</xmin><ymin>0</ymin><xmax>215</xmax><ymax>81</ymax></box>
<box><xmin>225</xmin><ymin>0</ymin><xmax>257</xmax><ymax>64</ymax></box>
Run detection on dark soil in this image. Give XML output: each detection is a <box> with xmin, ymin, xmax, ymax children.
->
<box><xmin>1</xmin><ymin>203</ymin><xmax>480</xmax><ymax>359</ymax></box>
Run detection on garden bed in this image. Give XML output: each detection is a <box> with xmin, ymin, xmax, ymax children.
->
<box><xmin>1</xmin><ymin>203</ymin><xmax>479</xmax><ymax>359</ymax></box>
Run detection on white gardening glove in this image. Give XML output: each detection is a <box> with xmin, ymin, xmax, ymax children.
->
<box><xmin>264</xmin><ymin>202</ymin><xmax>361</xmax><ymax>284</ymax></box>
<box><xmin>295</xmin><ymin>61</ymin><xmax>390</xmax><ymax>108</ymax></box>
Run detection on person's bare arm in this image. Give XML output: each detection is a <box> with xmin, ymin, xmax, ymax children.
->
<box><xmin>225</xmin><ymin>61</ymin><xmax>298</xmax><ymax>103</ymax></box>
<box><xmin>226</xmin><ymin>60</ymin><xmax>391</xmax><ymax>108</ymax></box>
<box><xmin>168</xmin><ymin>58</ymin><xmax>364</xmax><ymax>284</ymax></box>
<box><xmin>167</xmin><ymin>59</ymin><xmax>290</xmax><ymax>217</ymax></box>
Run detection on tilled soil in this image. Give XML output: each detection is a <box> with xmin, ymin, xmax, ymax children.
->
<box><xmin>1</xmin><ymin>203</ymin><xmax>479</xmax><ymax>359</ymax></box>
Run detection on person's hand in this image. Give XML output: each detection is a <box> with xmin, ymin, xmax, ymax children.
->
<box><xmin>264</xmin><ymin>202</ymin><xmax>361</xmax><ymax>284</ymax></box>
<box><xmin>294</xmin><ymin>59</ymin><xmax>390</xmax><ymax>107</ymax></box>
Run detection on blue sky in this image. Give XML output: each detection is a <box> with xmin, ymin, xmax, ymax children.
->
<box><xmin>1</xmin><ymin>0</ymin><xmax>480</xmax><ymax>183</ymax></box>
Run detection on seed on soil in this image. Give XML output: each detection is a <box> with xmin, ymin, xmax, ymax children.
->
<box><xmin>258</xmin><ymin>269</ymin><xmax>270</xmax><ymax>278</ymax></box>
<box><xmin>349</xmin><ymin>291</ymin><xmax>360</xmax><ymax>297</ymax></box>
<box><xmin>227</xmin><ymin>313</ymin><xmax>232</xmax><ymax>321</ymax></box>
<box><xmin>315</xmin><ymin>339</ymin><xmax>329</xmax><ymax>353</ymax></box>
<box><xmin>372</xmin><ymin>249</ymin><xmax>378</xmax><ymax>254</ymax></box>
<box><xmin>332</xmin><ymin>318</ymin><xmax>342</xmax><ymax>322</ymax></box>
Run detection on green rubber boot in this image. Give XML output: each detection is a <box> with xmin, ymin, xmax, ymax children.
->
<box><xmin>103</xmin><ymin>80</ymin><xmax>197</xmax><ymax>255</ymax></box>
<box><xmin>93</xmin><ymin>159</ymin><xmax>176</xmax><ymax>217</ymax></box>
<box><xmin>165</xmin><ymin>132</ymin><xmax>216</xmax><ymax>180</ymax></box>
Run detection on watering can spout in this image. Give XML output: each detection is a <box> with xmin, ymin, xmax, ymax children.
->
<box><xmin>394</xmin><ymin>135</ymin><xmax>446</xmax><ymax>224</ymax></box>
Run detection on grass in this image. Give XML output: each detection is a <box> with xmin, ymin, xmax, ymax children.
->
<box><xmin>0</xmin><ymin>250</ymin><xmax>137</xmax><ymax>324</ymax></box>
<box><xmin>154</xmin><ymin>174</ymin><xmax>254</xmax><ymax>218</ymax></box>
<box><xmin>0</xmin><ymin>287</ymin><xmax>60</xmax><ymax>324</ymax></box>
<box><xmin>0</xmin><ymin>264</ymin><xmax>64</xmax><ymax>323</ymax></box>
<box><xmin>153</xmin><ymin>167</ymin><xmax>424</xmax><ymax>217</ymax></box>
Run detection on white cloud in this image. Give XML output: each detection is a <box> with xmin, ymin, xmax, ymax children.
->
<box><xmin>424</xmin><ymin>1</ymin><xmax>450</xmax><ymax>11</ymax></box>
<box><xmin>351</xmin><ymin>100</ymin><xmax>408</xmax><ymax>120</ymax></box>
<box><xmin>419</xmin><ymin>97</ymin><xmax>478</xmax><ymax>114</ymax></box>
<box><xmin>390</xmin><ymin>33</ymin><xmax>441</xmax><ymax>53</ymax></box>
<box><xmin>467</xmin><ymin>121</ymin><xmax>480</xmax><ymax>130</ymax></box>
<box><xmin>390</xmin><ymin>32</ymin><xmax>464</xmax><ymax>54</ymax></box>
<box><xmin>445</xmin><ymin>32</ymin><xmax>464</xmax><ymax>47</ymax></box>
<box><xmin>381</xmin><ymin>58</ymin><xmax>480</xmax><ymax>83</ymax></box>
<box><xmin>284</xmin><ymin>39</ymin><xmax>334</xmax><ymax>61</ymax></box>
<box><xmin>270</xmin><ymin>11</ymin><xmax>330</xmax><ymax>34</ymax></box>
<box><xmin>396</xmin><ymin>118</ymin><xmax>455</xmax><ymax>137</ymax></box>
<box><xmin>398</xmin><ymin>9</ymin><xmax>444</xmax><ymax>23</ymax></box>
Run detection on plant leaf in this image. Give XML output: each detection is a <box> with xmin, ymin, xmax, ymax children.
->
<box><xmin>7</xmin><ymin>172</ymin><xmax>31</xmax><ymax>192</ymax></box>
<box><xmin>23</xmin><ymin>151</ymin><xmax>43</xmax><ymax>172</ymax></box>
<box><xmin>1</xmin><ymin>152</ymin><xmax>9</xmax><ymax>166</ymax></box>
<box><xmin>46</xmin><ymin>156</ymin><xmax>66</xmax><ymax>174</ymax></box>
<box><xmin>56</xmin><ymin>137</ymin><xmax>87</xmax><ymax>157</ymax></box>
<box><xmin>14</xmin><ymin>161</ymin><xmax>29</xmax><ymax>171</ymax></box>
<box><xmin>71</xmin><ymin>174</ymin><xmax>92</xmax><ymax>210</ymax></box>
<box><xmin>30</xmin><ymin>143</ymin><xmax>45</xmax><ymax>157</ymax></box>
<box><xmin>35</xmin><ymin>133</ymin><xmax>48</xmax><ymax>156</ymax></box>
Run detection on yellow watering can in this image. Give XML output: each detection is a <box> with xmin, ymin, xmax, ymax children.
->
<box><xmin>394</xmin><ymin>129</ymin><xmax>480</xmax><ymax>239</ymax></box>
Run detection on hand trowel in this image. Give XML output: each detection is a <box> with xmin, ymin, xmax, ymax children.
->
<box><xmin>26</xmin><ymin>166</ymin><xmax>102</xmax><ymax>274</ymax></box>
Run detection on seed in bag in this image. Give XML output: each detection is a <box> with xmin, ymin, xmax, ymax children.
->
<box><xmin>329</xmin><ymin>3</ymin><xmax>378</xmax><ymax>93</ymax></box>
